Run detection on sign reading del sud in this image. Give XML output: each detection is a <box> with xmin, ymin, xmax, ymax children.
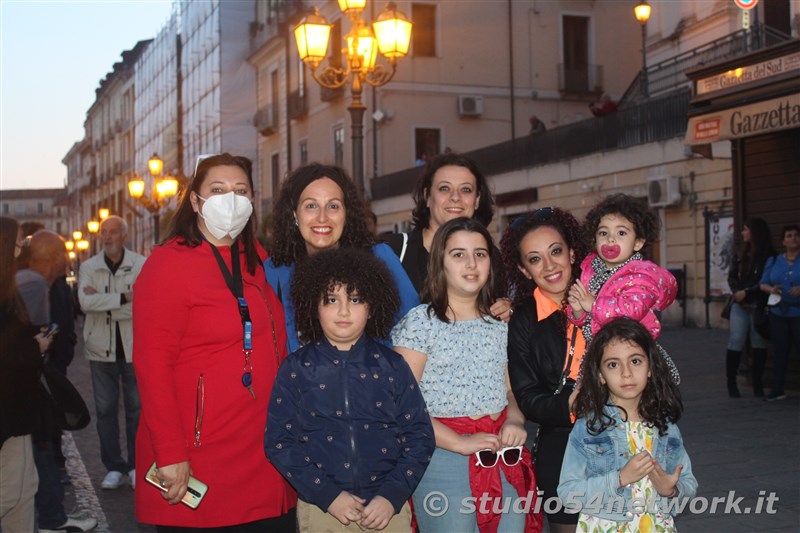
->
<box><xmin>697</xmin><ymin>52</ymin><xmax>800</xmax><ymax>96</ymax></box>
<box><xmin>685</xmin><ymin>93</ymin><xmax>800</xmax><ymax>145</ymax></box>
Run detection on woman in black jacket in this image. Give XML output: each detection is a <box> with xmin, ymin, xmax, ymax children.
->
<box><xmin>726</xmin><ymin>217</ymin><xmax>775</xmax><ymax>397</ymax></box>
<box><xmin>500</xmin><ymin>207</ymin><xmax>587</xmax><ymax>533</ymax></box>
<box><xmin>0</xmin><ymin>216</ymin><xmax>51</xmax><ymax>532</ymax></box>
<box><xmin>383</xmin><ymin>152</ymin><xmax>512</xmax><ymax>320</ymax></box>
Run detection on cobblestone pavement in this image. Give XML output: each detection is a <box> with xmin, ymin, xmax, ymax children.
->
<box><xmin>58</xmin><ymin>323</ymin><xmax>798</xmax><ymax>532</ymax></box>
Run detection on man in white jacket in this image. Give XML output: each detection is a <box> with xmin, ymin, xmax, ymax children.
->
<box><xmin>78</xmin><ymin>216</ymin><xmax>146</xmax><ymax>490</ymax></box>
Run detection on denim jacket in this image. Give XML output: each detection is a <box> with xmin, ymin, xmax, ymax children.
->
<box><xmin>557</xmin><ymin>406</ymin><xmax>697</xmax><ymax>522</ymax></box>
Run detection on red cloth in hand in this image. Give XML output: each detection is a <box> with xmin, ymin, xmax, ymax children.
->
<box><xmin>438</xmin><ymin>411</ymin><xmax>543</xmax><ymax>533</ymax></box>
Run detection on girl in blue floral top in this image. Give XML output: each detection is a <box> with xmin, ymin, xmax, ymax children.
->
<box><xmin>558</xmin><ymin>318</ymin><xmax>696</xmax><ymax>532</ymax></box>
<box><xmin>393</xmin><ymin>217</ymin><xmax>542</xmax><ymax>533</ymax></box>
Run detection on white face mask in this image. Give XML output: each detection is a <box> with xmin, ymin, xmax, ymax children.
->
<box><xmin>195</xmin><ymin>192</ymin><xmax>253</xmax><ymax>240</ymax></box>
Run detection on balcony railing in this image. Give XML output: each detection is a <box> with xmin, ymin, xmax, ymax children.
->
<box><xmin>621</xmin><ymin>24</ymin><xmax>792</xmax><ymax>106</ymax></box>
<box><xmin>371</xmin><ymin>89</ymin><xmax>691</xmax><ymax>201</ymax></box>
<box><xmin>254</xmin><ymin>107</ymin><xmax>277</xmax><ymax>136</ymax></box>
<box><xmin>288</xmin><ymin>89</ymin><xmax>307</xmax><ymax>119</ymax></box>
<box><xmin>249</xmin><ymin>0</ymin><xmax>305</xmax><ymax>53</ymax></box>
<box><xmin>558</xmin><ymin>64</ymin><xmax>604</xmax><ymax>95</ymax></box>
<box><xmin>320</xmin><ymin>85</ymin><xmax>343</xmax><ymax>102</ymax></box>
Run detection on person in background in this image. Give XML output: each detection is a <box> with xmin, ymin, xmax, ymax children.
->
<box><xmin>17</xmin><ymin>221</ymin><xmax>76</xmax><ymax>483</ymax></box>
<box><xmin>725</xmin><ymin>217</ymin><xmax>775</xmax><ymax>398</ymax></box>
<box><xmin>528</xmin><ymin>114</ymin><xmax>546</xmax><ymax>136</ymax></box>
<box><xmin>500</xmin><ymin>207</ymin><xmax>588</xmax><ymax>533</ymax></box>
<box><xmin>19</xmin><ymin>222</ymin><xmax>77</xmax><ymax>378</ymax></box>
<box><xmin>267</xmin><ymin>163</ymin><xmax>418</xmax><ymax>354</ymax></box>
<box><xmin>760</xmin><ymin>224</ymin><xmax>800</xmax><ymax>402</ymax></box>
<box><xmin>267</xmin><ymin>248</ymin><xmax>434</xmax><ymax>532</ymax></box>
<box><xmin>383</xmin><ymin>152</ymin><xmax>512</xmax><ymax>321</ymax></box>
<box><xmin>134</xmin><ymin>153</ymin><xmax>297</xmax><ymax>531</ymax></box>
<box><xmin>16</xmin><ymin>230</ymin><xmax>97</xmax><ymax>533</ymax></box>
<box><xmin>78</xmin><ymin>216</ymin><xmax>146</xmax><ymax>491</ymax></box>
<box><xmin>589</xmin><ymin>93</ymin><xmax>618</xmax><ymax>117</ymax></box>
<box><xmin>0</xmin><ymin>217</ymin><xmax>52</xmax><ymax>533</ymax></box>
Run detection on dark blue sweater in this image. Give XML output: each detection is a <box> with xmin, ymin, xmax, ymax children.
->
<box><xmin>265</xmin><ymin>336</ymin><xmax>434</xmax><ymax>513</ymax></box>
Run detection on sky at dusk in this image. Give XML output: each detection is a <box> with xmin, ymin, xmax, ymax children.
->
<box><xmin>0</xmin><ymin>0</ymin><xmax>174</xmax><ymax>191</ymax></box>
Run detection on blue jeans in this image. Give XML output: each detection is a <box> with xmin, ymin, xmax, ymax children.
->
<box><xmin>412</xmin><ymin>447</ymin><xmax>527</xmax><ymax>533</ymax></box>
<box><xmin>33</xmin><ymin>440</ymin><xmax>67</xmax><ymax>529</ymax></box>
<box><xmin>90</xmin><ymin>360</ymin><xmax>140</xmax><ymax>473</ymax></box>
<box><xmin>727</xmin><ymin>302</ymin><xmax>768</xmax><ymax>350</ymax></box>
<box><xmin>769</xmin><ymin>314</ymin><xmax>800</xmax><ymax>394</ymax></box>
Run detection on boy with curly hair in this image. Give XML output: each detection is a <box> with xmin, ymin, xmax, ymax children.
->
<box><xmin>266</xmin><ymin>248</ymin><xmax>434</xmax><ymax>532</ymax></box>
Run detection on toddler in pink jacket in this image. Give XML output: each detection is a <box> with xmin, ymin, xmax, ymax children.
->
<box><xmin>568</xmin><ymin>193</ymin><xmax>680</xmax><ymax>383</ymax></box>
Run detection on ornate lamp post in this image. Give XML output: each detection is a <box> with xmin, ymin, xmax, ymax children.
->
<box><xmin>294</xmin><ymin>1</ymin><xmax>412</xmax><ymax>198</ymax></box>
<box><xmin>127</xmin><ymin>153</ymin><xmax>181</xmax><ymax>244</ymax></box>
<box><xmin>634</xmin><ymin>1</ymin><xmax>652</xmax><ymax>98</ymax></box>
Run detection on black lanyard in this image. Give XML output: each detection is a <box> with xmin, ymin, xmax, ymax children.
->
<box><xmin>208</xmin><ymin>241</ymin><xmax>255</xmax><ymax>398</ymax></box>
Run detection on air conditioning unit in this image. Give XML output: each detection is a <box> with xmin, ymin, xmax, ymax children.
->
<box><xmin>253</xmin><ymin>108</ymin><xmax>276</xmax><ymax>136</ymax></box>
<box><xmin>458</xmin><ymin>95</ymin><xmax>483</xmax><ymax>116</ymax></box>
<box><xmin>647</xmin><ymin>175</ymin><xmax>681</xmax><ymax>207</ymax></box>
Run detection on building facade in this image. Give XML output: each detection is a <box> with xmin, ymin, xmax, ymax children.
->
<box><xmin>0</xmin><ymin>188</ymin><xmax>69</xmax><ymax>236</ymax></box>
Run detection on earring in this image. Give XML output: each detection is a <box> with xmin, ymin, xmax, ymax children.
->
<box><xmin>294</xmin><ymin>218</ymin><xmax>299</xmax><ymax>227</ymax></box>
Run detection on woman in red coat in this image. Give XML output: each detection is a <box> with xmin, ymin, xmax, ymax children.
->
<box><xmin>133</xmin><ymin>153</ymin><xmax>296</xmax><ymax>531</ymax></box>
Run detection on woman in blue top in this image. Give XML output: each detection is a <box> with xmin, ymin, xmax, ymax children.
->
<box><xmin>759</xmin><ymin>224</ymin><xmax>800</xmax><ymax>401</ymax></box>
<box><xmin>266</xmin><ymin>163</ymin><xmax>418</xmax><ymax>353</ymax></box>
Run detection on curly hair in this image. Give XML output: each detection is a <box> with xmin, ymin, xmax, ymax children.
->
<box><xmin>573</xmin><ymin>317</ymin><xmax>682</xmax><ymax>437</ymax></box>
<box><xmin>292</xmin><ymin>248</ymin><xmax>400</xmax><ymax>345</ymax></box>
<box><xmin>410</xmin><ymin>152</ymin><xmax>494</xmax><ymax>230</ymax></box>
<box><xmin>270</xmin><ymin>163</ymin><xmax>374</xmax><ymax>266</ymax></box>
<box><xmin>424</xmin><ymin>217</ymin><xmax>496</xmax><ymax>323</ymax></box>
<box><xmin>583</xmin><ymin>194</ymin><xmax>659</xmax><ymax>257</ymax></box>
<box><xmin>499</xmin><ymin>207</ymin><xmax>588</xmax><ymax>308</ymax></box>
<box><xmin>163</xmin><ymin>153</ymin><xmax>261</xmax><ymax>275</ymax></box>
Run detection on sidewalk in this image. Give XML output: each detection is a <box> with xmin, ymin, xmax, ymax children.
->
<box><xmin>659</xmin><ymin>327</ymin><xmax>800</xmax><ymax>531</ymax></box>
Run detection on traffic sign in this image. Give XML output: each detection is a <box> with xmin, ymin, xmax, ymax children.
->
<box><xmin>733</xmin><ymin>0</ymin><xmax>759</xmax><ymax>10</ymax></box>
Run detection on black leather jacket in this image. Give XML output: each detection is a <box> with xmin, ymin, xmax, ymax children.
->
<box><xmin>508</xmin><ymin>297</ymin><xmax>574</xmax><ymax>429</ymax></box>
<box><xmin>728</xmin><ymin>253</ymin><xmax>772</xmax><ymax>305</ymax></box>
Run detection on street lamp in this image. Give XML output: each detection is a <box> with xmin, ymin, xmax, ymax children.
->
<box><xmin>294</xmin><ymin>1</ymin><xmax>412</xmax><ymax>198</ymax></box>
<box><xmin>634</xmin><ymin>1</ymin><xmax>651</xmax><ymax>98</ymax></box>
<box><xmin>98</xmin><ymin>208</ymin><xmax>110</xmax><ymax>220</ymax></box>
<box><xmin>127</xmin><ymin>153</ymin><xmax>181</xmax><ymax>244</ymax></box>
<box><xmin>87</xmin><ymin>219</ymin><xmax>100</xmax><ymax>234</ymax></box>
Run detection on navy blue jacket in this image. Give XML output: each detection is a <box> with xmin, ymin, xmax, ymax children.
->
<box><xmin>265</xmin><ymin>336</ymin><xmax>434</xmax><ymax>513</ymax></box>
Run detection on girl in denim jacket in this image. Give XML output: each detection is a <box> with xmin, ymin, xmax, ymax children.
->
<box><xmin>558</xmin><ymin>318</ymin><xmax>697</xmax><ymax>532</ymax></box>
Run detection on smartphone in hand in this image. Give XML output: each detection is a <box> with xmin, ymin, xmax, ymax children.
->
<box><xmin>44</xmin><ymin>323</ymin><xmax>60</xmax><ymax>339</ymax></box>
<box><xmin>144</xmin><ymin>462</ymin><xmax>208</xmax><ymax>509</ymax></box>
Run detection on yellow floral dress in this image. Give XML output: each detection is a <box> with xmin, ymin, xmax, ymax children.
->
<box><xmin>577</xmin><ymin>421</ymin><xmax>676</xmax><ymax>533</ymax></box>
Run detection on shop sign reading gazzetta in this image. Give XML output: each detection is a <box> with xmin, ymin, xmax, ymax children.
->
<box><xmin>685</xmin><ymin>93</ymin><xmax>800</xmax><ymax>145</ymax></box>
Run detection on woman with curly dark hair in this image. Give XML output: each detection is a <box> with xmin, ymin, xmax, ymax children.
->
<box><xmin>501</xmin><ymin>207</ymin><xmax>587</xmax><ymax>532</ymax></box>
<box><xmin>266</xmin><ymin>163</ymin><xmax>418</xmax><ymax>353</ymax></box>
<box><xmin>558</xmin><ymin>318</ymin><xmax>696</xmax><ymax>532</ymax></box>
<box><xmin>725</xmin><ymin>217</ymin><xmax>775</xmax><ymax>397</ymax></box>
<box><xmin>383</xmin><ymin>152</ymin><xmax>513</xmax><ymax>321</ymax></box>
<box><xmin>266</xmin><ymin>248</ymin><xmax>433</xmax><ymax>532</ymax></box>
